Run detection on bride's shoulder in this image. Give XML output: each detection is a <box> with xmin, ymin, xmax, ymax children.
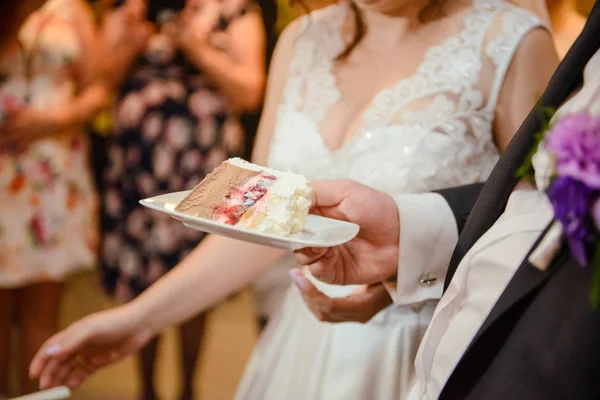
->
<box><xmin>289</xmin><ymin>2</ymin><xmax>348</xmax><ymax>40</ymax></box>
<box><xmin>472</xmin><ymin>0</ymin><xmax>548</xmax><ymax>28</ymax></box>
<box><xmin>459</xmin><ymin>0</ymin><xmax>550</xmax><ymax>57</ymax></box>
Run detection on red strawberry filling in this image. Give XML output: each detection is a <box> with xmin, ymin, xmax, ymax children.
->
<box><xmin>213</xmin><ymin>174</ymin><xmax>276</xmax><ymax>225</ymax></box>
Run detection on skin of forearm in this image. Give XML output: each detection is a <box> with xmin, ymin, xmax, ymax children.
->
<box><xmin>64</xmin><ymin>82</ymin><xmax>110</xmax><ymax>130</ymax></box>
<box><xmin>129</xmin><ymin>234</ymin><xmax>287</xmax><ymax>335</ymax></box>
<box><xmin>183</xmin><ymin>44</ymin><xmax>264</xmax><ymax>112</ymax></box>
<box><xmin>101</xmin><ymin>43</ymin><xmax>145</xmax><ymax>90</ymax></box>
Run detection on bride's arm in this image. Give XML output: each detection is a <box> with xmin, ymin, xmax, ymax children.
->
<box><xmin>30</xmin><ymin>20</ymin><xmax>306</xmax><ymax>389</ymax></box>
<box><xmin>492</xmin><ymin>28</ymin><xmax>559</xmax><ymax>151</ymax></box>
<box><xmin>129</xmin><ymin>19</ymin><xmax>303</xmax><ymax>334</ymax></box>
<box><xmin>137</xmin><ymin>236</ymin><xmax>286</xmax><ymax>332</ymax></box>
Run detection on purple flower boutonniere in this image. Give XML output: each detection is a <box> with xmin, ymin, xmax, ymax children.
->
<box><xmin>519</xmin><ymin>110</ymin><xmax>600</xmax><ymax>308</ymax></box>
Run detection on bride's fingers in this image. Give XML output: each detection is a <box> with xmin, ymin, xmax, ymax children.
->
<box><xmin>289</xmin><ymin>269</ymin><xmax>320</xmax><ymax>297</ymax></box>
<box><xmin>65</xmin><ymin>366</ymin><xmax>94</xmax><ymax>389</ymax></box>
<box><xmin>289</xmin><ymin>269</ymin><xmax>337</xmax><ymax>320</ymax></box>
<box><xmin>39</xmin><ymin>357</ymin><xmax>77</xmax><ymax>389</ymax></box>
<box><xmin>30</xmin><ymin>335</ymin><xmax>68</xmax><ymax>379</ymax></box>
<box><xmin>88</xmin><ymin>348</ymin><xmax>124</xmax><ymax>370</ymax></box>
<box><xmin>32</xmin><ymin>322</ymin><xmax>93</xmax><ymax>381</ymax></box>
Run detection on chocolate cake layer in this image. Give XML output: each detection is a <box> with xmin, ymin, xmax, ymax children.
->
<box><xmin>174</xmin><ymin>162</ymin><xmax>261</xmax><ymax>219</ymax></box>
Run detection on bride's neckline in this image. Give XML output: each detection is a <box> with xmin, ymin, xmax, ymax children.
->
<box><xmin>302</xmin><ymin>0</ymin><xmax>494</xmax><ymax>154</ymax></box>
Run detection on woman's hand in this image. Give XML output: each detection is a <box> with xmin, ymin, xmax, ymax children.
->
<box><xmin>289</xmin><ymin>269</ymin><xmax>393</xmax><ymax>323</ymax></box>
<box><xmin>0</xmin><ymin>105</ymin><xmax>72</xmax><ymax>150</ymax></box>
<box><xmin>172</xmin><ymin>1</ymin><xmax>221</xmax><ymax>52</ymax></box>
<box><xmin>100</xmin><ymin>7</ymin><xmax>154</xmax><ymax>89</ymax></box>
<box><xmin>129</xmin><ymin>20</ymin><xmax>155</xmax><ymax>55</ymax></box>
<box><xmin>30</xmin><ymin>306</ymin><xmax>155</xmax><ymax>390</ymax></box>
<box><xmin>102</xmin><ymin>6</ymin><xmax>153</xmax><ymax>55</ymax></box>
<box><xmin>172</xmin><ymin>4</ymin><xmax>266</xmax><ymax>111</ymax></box>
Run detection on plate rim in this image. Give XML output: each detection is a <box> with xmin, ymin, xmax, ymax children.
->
<box><xmin>139</xmin><ymin>192</ymin><xmax>360</xmax><ymax>248</ymax></box>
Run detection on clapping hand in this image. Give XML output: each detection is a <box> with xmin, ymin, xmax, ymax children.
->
<box><xmin>103</xmin><ymin>0</ymin><xmax>153</xmax><ymax>55</ymax></box>
<box><xmin>171</xmin><ymin>0</ymin><xmax>222</xmax><ymax>51</ymax></box>
<box><xmin>293</xmin><ymin>180</ymin><xmax>401</xmax><ymax>286</ymax></box>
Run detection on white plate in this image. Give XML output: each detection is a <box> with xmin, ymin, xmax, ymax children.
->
<box><xmin>10</xmin><ymin>387</ymin><xmax>71</xmax><ymax>400</ymax></box>
<box><xmin>139</xmin><ymin>190</ymin><xmax>360</xmax><ymax>251</ymax></box>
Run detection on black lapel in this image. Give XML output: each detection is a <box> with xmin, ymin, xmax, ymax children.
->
<box><xmin>441</xmin><ymin>3</ymin><xmax>600</xmax><ymax>396</ymax></box>
<box><xmin>439</xmin><ymin>228</ymin><xmax>570</xmax><ymax>399</ymax></box>
<box><xmin>443</xmin><ymin>0</ymin><xmax>600</xmax><ymax>291</ymax></box>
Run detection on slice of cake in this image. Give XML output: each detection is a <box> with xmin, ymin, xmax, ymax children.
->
<box><xmin>175</xmin><ymin>158</ymin><xmax>312</xmax><ymax>236</ymax></box>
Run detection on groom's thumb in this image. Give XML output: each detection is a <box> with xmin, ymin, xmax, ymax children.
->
<box><xmin>310</xmin><ymin>180</ymin><xmax>353</xmax><ymax>209</ymax></box>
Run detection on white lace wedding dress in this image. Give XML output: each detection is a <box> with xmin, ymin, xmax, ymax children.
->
<box><xmin>238</xmin><ymin>1</ymin><xmax>544</xmax><ymax>398</ymax></box>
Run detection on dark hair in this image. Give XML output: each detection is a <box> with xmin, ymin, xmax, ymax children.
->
<box><xmin>333</xmin><ymin>0</ymin><xmax>446</xmax><ymax>62</ymax></box>
<box><xmin>336</xmin><ymin>1</ymin><xmax>366</xmax><ymax>61</ymax></box>
<box><xmin>0</xmin><ymin>2</ymin><xmax>19</xmax><ymax>16</ymax></box>
<box><xmin>0</xmin><ymin>3</ymin><xmax>23</xmax><ymax>46</ymax></box>
<box><xmin>0</xmin><ymin>1</ymin><xmax>51</xmax><ymax>45</ymax></box>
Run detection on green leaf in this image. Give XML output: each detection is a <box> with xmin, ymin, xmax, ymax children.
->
<box><xmin>515</xmin><ymin>106</ymin><xmax>557</xmax><ymax>180</ymax></box>
<box><xmin>589</xmin><ymin>245</ymin><xmax>600</xmax><ymax>310</ymax></box>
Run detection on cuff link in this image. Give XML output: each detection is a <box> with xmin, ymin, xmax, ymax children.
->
<box><xmin>411</xmin><ymin>304</ymin><xmax>425</xmax><ymax>313</ymax></box>
<box><xmin>419</xmin><ymin>275</ymin><xmax>437</xmax><ymax>286</ymax></box>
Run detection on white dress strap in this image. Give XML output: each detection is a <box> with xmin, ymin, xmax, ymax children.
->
<box><xmin>483</xmin><ymin>2</ymin><xmax>548</xmax><ymax>112</ymax></box>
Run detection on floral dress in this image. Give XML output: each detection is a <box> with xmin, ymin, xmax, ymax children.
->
<box><xmin>0</xmin><ymin>0</ymin><xmax>99</xmax><ymax>288</ymax></box>
<box><xmin>100</xmin><ymin>3</ymin><xmax>244</xmax><ymax>301</ymax></box>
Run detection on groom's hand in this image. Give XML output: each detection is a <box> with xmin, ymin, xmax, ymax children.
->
<box><xmin>294</xmin><ymin>180</ymin><xmax>400</xmax><ymax>285</ymax></box>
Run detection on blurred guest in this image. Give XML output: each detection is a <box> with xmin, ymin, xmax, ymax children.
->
<box><xmin>86</xmin><ymin>0</ymin><xmax>116</xmax><ymax>194</ymax></box>
<box><xmin>0</xmin><ymin>2</ymin><xmax>48</xmax><ymax>55</ymax></box>
<box><xmin>0</xmin><ymin>0</ymin><xmax>106</xmax><ymax>395</ymax></box>
<box><xmin>239</xmin><ymin>0</ymin><xmax>277</xmax><ymax>161</ymax></box>
<box><xmin>546</xmin><ymin>0</ymin><xmax>586</xmax><ymax>57</ymax></box>
<box><xmin>98</xmin><ymin>1</ymin><xmax>265</xmax><ymax>399</ymax></box>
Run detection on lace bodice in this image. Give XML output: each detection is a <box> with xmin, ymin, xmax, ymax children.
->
<box><xmin>258</xmin><ymin>0</ymin><xmax>544</xmax><ymax>302</ymax></box>
<box><xmin>268</xmin><ymin>0</ymin><xmax>543</xmax><ymax>196</ymax></box>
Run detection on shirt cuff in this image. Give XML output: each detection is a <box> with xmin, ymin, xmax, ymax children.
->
<box><xmin>383</xmin><ymin>193</ymin><xmax>458</xmax><ymax>306</ymax></box>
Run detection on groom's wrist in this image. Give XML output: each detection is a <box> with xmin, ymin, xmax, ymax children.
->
<box><xmin>382</xmin><ymin>193</ymin><xmax>457</xmax><ymax>305</ymax></box>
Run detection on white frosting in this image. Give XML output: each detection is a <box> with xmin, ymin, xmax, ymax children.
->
<box><xmin>227</xmin><ymin>158</ymin><xmax>313</xmax><ymax>236</ymax></box>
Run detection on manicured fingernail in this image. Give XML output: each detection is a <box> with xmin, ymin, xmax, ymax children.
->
<box><xmin>289</xmin><ymin>270</ymin><xmax>306</xmax><ymax>290</ymax></box>
<box><xmin>45</xmin><ymin>344</ymin><xmax>62</xmax><ymax>355</ymax></box>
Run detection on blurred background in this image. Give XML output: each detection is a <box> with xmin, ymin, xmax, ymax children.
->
<box><xmin>0</xmin><ymin>0</ymin><xmax>596</xmax><ymax>399</ymax></box>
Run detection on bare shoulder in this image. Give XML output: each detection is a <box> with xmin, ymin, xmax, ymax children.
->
<box><xmin>512</xmin><ymin>27</ymin><xmax>559</xmax><ymax>77</ymax></box>
<box><xmin>268</xmin><ymin>18</ymin><xmax>304</xmax><ymax>72</ymax></box>
<box><xmin>492</xmin><ymin>25</ymin><xmax>559</xmax><ymax>150</ymax></box>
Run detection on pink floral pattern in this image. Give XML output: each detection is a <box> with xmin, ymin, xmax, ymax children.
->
<box><xmin>0</xmin><ymin>0</ymin><xmax>98</xmax><ymax>288</ymax></box>
<box><xmin>100</xmin><ymin>4</ymin><xmax>244</xmax><ymax>299</ymax></box>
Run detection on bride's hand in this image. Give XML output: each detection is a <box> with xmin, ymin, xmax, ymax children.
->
<box><xmin>30</xmin><ymin>306</ymin><xmax>155</xmax><ymax>389</ymax></box>
<box><xmin>293</xmin><ymin>180</ymin><xmax>400</xmax><ymax>286</ymax></box>
<box><xmin>289</xmin><ymin>269</ymin><xmax>393</xmax><ymax>323</ymax></box>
